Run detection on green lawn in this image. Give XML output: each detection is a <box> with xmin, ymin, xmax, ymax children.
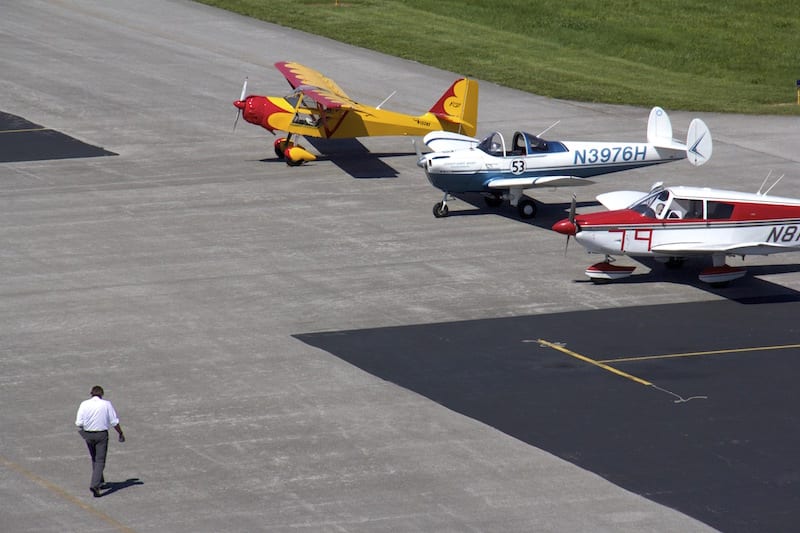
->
<box><xmin>199</xmin><ymin>0</ymin><xmax>800</xmax><ymax>114</ymax></box>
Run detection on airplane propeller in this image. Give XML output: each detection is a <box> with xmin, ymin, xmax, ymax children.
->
<box><xmin>233</xmin><ymin>77</ymin><xmax>248</xmax><ymax>131</ymax></box>
<box><xmin>562</xmin><ymin>194</ymin><xmax>579</xmax><ymax>256</ymax></box>
<box><xmin>411</xmin><ymin>139</ymin><xmax>426</xmax><ymax>168</ymax></box>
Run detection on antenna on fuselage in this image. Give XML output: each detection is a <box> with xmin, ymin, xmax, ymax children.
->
<box><xmin>757</xmin><ymin>170</ymin><xmax>785</xmax><ymax>196</ymax></box>
<box><xmin>537</xmin><ymin>120</ymin><xmax>560</xmax><ymax>138</ymax></box>
<box><xmin>757</xmin><ymin>171</ymin><xmax>773</xmax><ymax>195</ymax></box>
<box><xmin>376</xmin><ymin>91</ymin><xmax>397</xmax><ymax>110</ymax></box>
<box><xmin>763</xmin><ymin>174</ymin><xmax>785</xmax><ymax>196</ymax></box>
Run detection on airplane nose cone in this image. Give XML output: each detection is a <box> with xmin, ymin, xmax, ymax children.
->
<box><xmin>552</xmin><ymin>219</ymin><xmax>577</xmax><ymax>236</ymax></box>
<box><xmin>233</xmin><ymin>100</ymin><xmax>245</xmax><ymax>110</ymax></box>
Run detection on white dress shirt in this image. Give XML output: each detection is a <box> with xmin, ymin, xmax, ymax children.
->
<box><xmin>75</xmin><ymin>396</ymin><xmax>120</xmax><ymax>431</ymax></box>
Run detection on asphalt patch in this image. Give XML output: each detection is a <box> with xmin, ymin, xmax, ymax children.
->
<box><xmin>296</xmin><ymin>299</ymin><xmax>800</xmax><ymax>533</ymax></box>
<box><xmin>0</xmin><ymin>111</ymin><xmax>116</xmax><ymax>163</ymax></box>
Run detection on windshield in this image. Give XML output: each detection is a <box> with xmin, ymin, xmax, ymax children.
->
<box><xmin>629</xmin><ymin>187</ymin><xmax>711</xmax><ymax>220</ymax></box>
<box><xmin>476</xmin><ymin>132</ymin><xmax>505</xmax><ymax>157</ymax></box>
<box><xmin>629</xmin><ymin>187</ymin><xmax>671</xmax><ymax>218</ymax></box>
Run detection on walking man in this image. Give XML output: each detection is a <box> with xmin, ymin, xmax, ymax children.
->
<box><xmin>75</xmin><ymin>386</ymin><xmax>125</xmax><ymax>497</ymax></box>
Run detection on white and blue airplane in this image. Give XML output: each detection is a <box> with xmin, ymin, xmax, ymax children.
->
<box><xmin>417</xmin><ymin>107</ymin><xmax>712</xmax><ymax>219</ymax></box>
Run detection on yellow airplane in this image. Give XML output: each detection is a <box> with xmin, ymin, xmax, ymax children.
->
<box><xmin>233</xmin><ymin>61</ymin><xmax>479</xmax><ymax>166</ymax></box>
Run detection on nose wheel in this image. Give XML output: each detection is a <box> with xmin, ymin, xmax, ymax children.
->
<box><xmin>433</xmin><ymin>201</ymin><xmax>450</xmax><ymax>218</ymax></box>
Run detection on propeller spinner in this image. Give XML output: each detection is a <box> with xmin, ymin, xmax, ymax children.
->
<box><xmin>553</xmin><ymin>194</ymin><xmax>580</xmax><ymax>255</ymax></box>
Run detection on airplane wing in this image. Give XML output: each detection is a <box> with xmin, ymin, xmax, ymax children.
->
<box><xmin>275</xmin><ymin>61</ymin><xmax>366</xmax><ymax>111</ymax></box>
<box><xmin>651</xmin><ymin>242</ymin><xmax>798</xmax><ymax>256</ymax></box>
<box><xmin>487</xmin><ymin>176</ymin><xmax>592</xmax><ymax>188</ymax></box>
<box><xmin>596</xmin><ymin>190</ymin><xmax>649</xmax><ymax>211</ymax></box>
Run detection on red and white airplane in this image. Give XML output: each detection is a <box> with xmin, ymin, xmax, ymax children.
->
<box><xmin>552</xmin><ymin>180</ymin><xmax>800</xmax><ymax>285</ymax></box>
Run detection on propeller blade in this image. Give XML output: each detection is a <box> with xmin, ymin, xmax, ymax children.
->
<box><xmin>564</xmin><ymin>194</ymin><xmax>577</xmax><ymax>256</ymax></box>
<box><xmin>239</xmin><ymin>77</ymin><xmax>248</xmax><ymax>101</ymax></box>
<box><xmin>233</xmin><ymin>77</ymin><xmax>248</xmax><ymax>131</ymax></box>
<box><xmin>568</xmin><ymin>193</ymin><xmax>576</xmax><ymax>224</ymax></box>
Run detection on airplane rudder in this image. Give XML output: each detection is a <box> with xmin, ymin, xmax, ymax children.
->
<box><xmin>686</xmin><ymin>118</ymin><xmax>712</xmax><ymax>166</ymax></box>
<box><xmin>427</xmin><ymin>78</ymin><xmax>479</xmax><ymax>136</ymax></box>
<box><xmin>647</xmin><ymin>106</ymin><xmax>673</xmax><ymax>144</ymax></box>
<box><xmin>429</xmin><ymin>78</ymin><xmax>477</xmax><ymax>113</ymax></box>
<box><xmin>461</xmin><ymin>78</ymin><xmax>479</xmax><ymax>137</ymax></box>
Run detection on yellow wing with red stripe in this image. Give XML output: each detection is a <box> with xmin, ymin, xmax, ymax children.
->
<box><xmin>275</xmin><ymin>61</ymin><xmax>367</xmax><ymax>111</ymax></box>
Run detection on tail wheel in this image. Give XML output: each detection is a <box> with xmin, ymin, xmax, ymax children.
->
<box><xmin>274</xmin><ymin>138</ymin><xmax>291</xmax><ymax>159</ymax></box>
<box><xmin>433</xmin><ymin>202</ymin><xmax>449</xmax><ymax>218</ymax></box>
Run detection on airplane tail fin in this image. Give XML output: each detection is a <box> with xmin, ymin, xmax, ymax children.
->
<box><xmin>647</xmin><ymin>106</ymin><xmax>680</xmax><ymax>147</ymax></box>
<box><xmin>647</xmin><ymin>106</ymin><xmax>712</xmax><ymax>167</ymax></box>
<box><xmin>428</xmin><ymin>78</ymin><xmax>479</xmax><ymax>137</ymax></box>
<box><xmin>685</xmin><ymin>118</ymin><xmax>712</xmax><ymax>166</ymax></box>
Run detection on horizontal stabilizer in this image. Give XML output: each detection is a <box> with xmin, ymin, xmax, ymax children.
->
<box><xmin>646</xmin><ymin>106</ymin><xmax>712</xmax><ymax>166</ymax></box>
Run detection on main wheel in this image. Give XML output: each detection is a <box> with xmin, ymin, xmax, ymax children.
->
<box><xmin>517</xmin><ymin>198</ymin><xmax>537</xmax><ymax>219</ymax></box>
<box><xmin>285</xmin><ymin>149</ymin><xmax>304</xmax><ymax>166</ymax></box>
<box><xmin>433</xmin><ymin>202</ymin><xmax>449</xmax><ymax>218</ymax></box>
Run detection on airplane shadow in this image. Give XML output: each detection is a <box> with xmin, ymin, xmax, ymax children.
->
<box><xmin>257</xmin><ymin>138</ymin><xmax>406</xmax><ymax>178</ymax></box>
<box><xmin>578</xmin><ymin>256</ymin><xmax>800</xmax><ymax>303</ymax></box>
<box><xmin>305</xmin><ymin>138</ymin><xmax>403</xmax><ymax>179</ymax></box>
<box><xmin>99</xmin><ymin>478</ymin><xmax>144</xmax><ymax>497</ymax></box>
<box><xmin>435</xmin><ymin>194</ymin><xmax>596</xmax><ymax>231</ymax></box>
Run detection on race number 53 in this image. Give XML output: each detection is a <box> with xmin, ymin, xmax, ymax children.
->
<box><xmin>511</xmin><ymin>160</ymin><xmax>525</xmax><ymax>175</ymax></box>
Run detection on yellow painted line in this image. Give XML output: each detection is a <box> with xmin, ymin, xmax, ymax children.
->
<box><xmin>0</xmin><ymin>127</ymin><xmax>50</xmax><ymax>133</ymax></box>
<box><xmin>0</xmin><ymin>455</ymin><xmax>136</xmax><ymax>533</ymax></box>
<box><xmin>537</xmin><ymin>339</ymin><xmax>652</xmax><ymax>386</ymax></box>
<box><xmin>599</xmin><ymin>343</ymin><xmax>800</xmax><ymax>364</ymax></box>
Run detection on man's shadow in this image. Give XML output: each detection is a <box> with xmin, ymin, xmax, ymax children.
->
<box><xmin>100</xmin><ymin>478</ymin><xmax>143</xmax><ymax>497</ymax></box>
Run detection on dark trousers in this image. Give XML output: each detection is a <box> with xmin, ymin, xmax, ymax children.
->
<box><xmin>79</xmin><ymin>430</ymin><xmax>108</xmax><ymax>489</ymax></box>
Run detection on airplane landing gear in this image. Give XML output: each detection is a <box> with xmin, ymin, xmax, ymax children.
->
<box><xmin>699</xmin><ymin>255</ymin><xmax>746</xmax><ymax>286</ymax></box>
<box><xmin>508</xmin><ymin>188</ymin><xmax>537</xmax><ymax>219</ymax></box>
<box><xmin>274</xmin><ymin>136</ymin><xmax>316</xmax><ymax>166</ymax></box>
<box><xmin>433</xmin><ymin>202</ymin><xmax>449</xmax><ymax>218</ymax></box>
<box><xmin>585</xmin><ymin>256</ymin><xmax>635</xmax><ymax>283</ymax></box>
<box><xmin>274</xmin><ymin>137</ymin><xmax>290</xmax><ymax>159</ymax></box>
<box><xmin>517</xmin><ymin>198</ymin><xmax>537</xmax><ymax>219</ymax></box>
<box><xmin>433</xmin><ymin>192</ymin><xmax>450</xmax><ymax>218</ymax></box>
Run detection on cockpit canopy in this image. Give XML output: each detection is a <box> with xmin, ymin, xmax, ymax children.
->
<box><xmin>476</xmin><ymin>131</ymin><xmax>567</xmax><ymax>157</ymax></box>
<box><xmin>629</xmin><ymin>185</ymin><xmax>734</xmax><ymax>220</ymax></box>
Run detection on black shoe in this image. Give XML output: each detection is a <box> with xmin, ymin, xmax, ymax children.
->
<box><xmin>91</xmin><ymin>487</ymin><xmax>102</xmax><ymax>498</ymax></box>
